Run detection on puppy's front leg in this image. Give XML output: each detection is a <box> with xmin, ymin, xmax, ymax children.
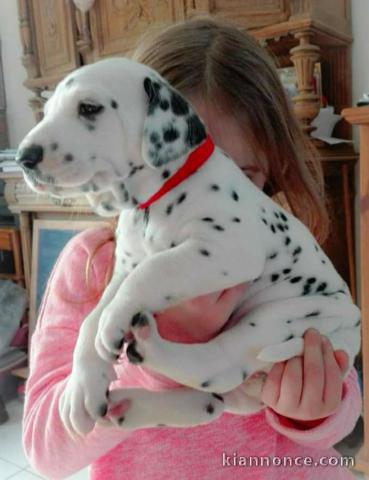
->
<box><xmin>59</xmin><ymin>275</ymin><xmax>124</xmax><ymax>438</ymax></box>
<box><xmin>95</xmin><ymin>237</ymin><xmax>264</xmax><ymax>359</ymax></box>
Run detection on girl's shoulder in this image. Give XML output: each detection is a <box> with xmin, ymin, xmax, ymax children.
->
<box><xmin>40</xmin><ymin>226</ymin><xmax>115</xmax><ymax>308</ymax></box>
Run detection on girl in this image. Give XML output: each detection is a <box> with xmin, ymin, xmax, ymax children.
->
<box><xmin>22</xmin><ymin>17</ymin><xmax>362</xmax><ymax>479</ymax></box>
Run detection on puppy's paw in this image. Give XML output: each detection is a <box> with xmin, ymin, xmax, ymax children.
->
<box><xmin>127</xmin><ymin>311</ymin><xmax>164</xmax><ymax>366</ymax></box>
<box><xmin>59</xmin><ymin>357</ymin><xmax>116</xmax><ymax>438</ymax></box>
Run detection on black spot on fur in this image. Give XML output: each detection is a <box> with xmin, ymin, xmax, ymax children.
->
<box><xmin>262</xmin><ymin>218</ymin><xmax>268</xmax><ymax>225</ymax></box>
<box><xmin>212</xmin><ymin>393</ymin><xmax>224</xmax><ymax>402</ymax></box>
<box><xmin>277</xmin><ymin>223</ymin><xmax>285</xmax><ymax>232</ymax></box>
<box><xmin>166</xmin><ymin>204</ymin><xmax>173</xmax><ymax>215</ymax></box>
<box><xmin>126</xmin><ymin>341</ymin><xmax>144</xmax><ymax>364</ymax></box>
<box><xmin>206</xmin><ymin>403</ymin><xmax>215</xmax><ymax>414</ymax></box>
<box><xmin>87</xmin><ymin>124</ymin><xmax>96</xmax><ymax>131</ymax></box>
<box><xmin>131</xmin><ymin>312</ymin><xmax>149</xmax><ymax>328</ymax></box>
<box><xmin>290</xmin><ymin>276</ymin><xmax>302</xmax><ymax>283</ymax></box>
<box><xmin>144</xmin><ymin>77</ymin><xmax>161</xmax><ymax>114</ymax></box>
<box><xmin>210</xmin><ymin>184</ymin><xmax>220</xmax><ymax>191</ymax></box>
<box><xmin>150</xmin><ymin>132</ymin><xmax>160</xmax><ymax>143</ymax></box>
<box><xmin>232</xmin><ymin>190</ymin><xmax>239</xmax><ymax>201</ymax></box>
<box><xmin>170</xmin><ymin>92</ymin><xmax>189</xmax><ymax>115</ymax></box>
<box><xmin>177</xmin><ymin>192</ymin><xmax>187</xmax><ymax>204</ymax></box>
<box><xmin>283</xmin><ymin>268</ymin><xmax>291</xmax><ymax>274</ymax></box>
<box><xmin>201</xmin><ymin>380</ymin><xmax>210</xmax><ymax>388</ymax></box>
<box><xmin>111</xmin><ymin>100</ymin><xmax>118</xmax><ymax>109</ymax></box>
<box><xmin>261</xmin><ymin>207</ymin><xmax>266</xmax><ymax>213</ymax></box>
<box><xmin>170</xmin><ymin>242</ymin><xmax>176</xmax><ymax>248</ymax></box>
<box><xmin>269</xmin><ymin>252</ymin><xmax>278</xmax><ymax>259</ymax></box>
<box><xmin>213</xmin><ymin>225</ymin><xmax>225</xmax><ymax>231</ymax></box>
<box><xmin>280</xmin><ymin>213</ymin><xmax>288</xmax><ymax>222</ymax></box>
<box><xmin>271</xmin><ymin>273</ymin><xmax>279</xmax><ymax>282</ymax></box>
<box><xmin>118</xmin><ymin>416</ymin><xmax>125</xmax><ymax>425</ymax></box>
<box><xmin>321</xmin><ymin>259</ymin><xmax>326</xmax><ymax>264</ymax></box>
<box><xmin>162</xmin><ymin>169</ymin><xmax>171</xmax><ymax>179</ymax></box>
<box><xmin>270</xmin><ymin>225</ymin><xmax>276</xmax><ymax>233</ymax></box>
<box><xmin>249</xmin><ymin>322</ymin><xmax>256</xmax><ymax>327</ymax></box>
<box><xmin>307</xmin><ymin>277</ymin><xmax>316</xmax><ymax>284</ymax></box>
<box><xmin>143</xmin><ymin>207</ymin><xmax>150</xmax><ymax>225</ymax></box>
<box><xmin>160</xmin><ymin>99</ymin><xmax>169</xmax><ymax>110</ymax></box>
<box><xmin>285</xmin><ymin>334</ymin><xmax>294</xmax><ymax>341</ymax></box>
<box><xmin>303</xmin><ymin>285</ymin><xmax>311</xmax><ymax>295</ymax></box>
<box><xmin>199</xmin><ymin>248</ymin><xmax>210</xmax><ymax>257</ymax></box>
<box><xmin>64</xmin><ymin>154</ymin><xmax>74</xmax><ymax>162</ymax></box>
<box><xmin>316</xmin><ymin>282</ymin><xmax>327</xmax><ymax>292</ymax></box>
<box><xmin>285</xmin><ymin>237</ymin><xmax>291</xmax><ymax>246</ymax></box>
<box><xmin>293</xmin><ymin>246</ymin><xmax>302</xmax><ymax>256</ymax></box>
<box><xmin>232</xmin><ymin>217</ymin><xmax>241</xmax><ymax>223</ymax></box>
<box><xmin>274</xmin><ymin>212</ymin><xmax>280</xmax><ymax>219</ymax></box>
<box><xmin>305</xmin><ymin>310</ymin><xmax>320</xmax><ymax>318</ymax></box>
<box><xmin>186</xmin><ymin>115</ymin><xmax>206</xmax><ymax>147</ymax></box>
<box><xmin>163</xmin><ymin>127</ymin><xmax>180</xmax><ymax>143</ymax></box>
<box><xmin>202</xmin><ymin>217</ymin><xmax>214</xmax><ymax>222</ymax></box>
<box><xmin>50</xmin><ymin>142</ymin><xmax>58</xmax><ymax>151</ymax></box>
<box><xmin>242</xmin><ymin>371</ymin><xmax>248</xmax><ymax>380</ymax></box>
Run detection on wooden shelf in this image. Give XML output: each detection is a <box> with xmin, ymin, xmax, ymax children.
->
<box><xmin>342</xmin><ymin>106</ymin><xmax>369</xmax><ymax>474</ymax></box>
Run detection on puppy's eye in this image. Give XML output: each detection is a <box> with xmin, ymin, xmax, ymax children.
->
<box><xmin>78</xmin><ymin>102</ymin><xmax>104</xmax><ymax>117</ymax></box>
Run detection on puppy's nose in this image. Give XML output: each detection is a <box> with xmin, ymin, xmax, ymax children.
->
<box><xmin>16</xmin><ymin>144</ymin><xmax>44</xmax><ymax>169</ymax></box>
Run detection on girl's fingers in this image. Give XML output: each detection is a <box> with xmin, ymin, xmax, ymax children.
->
<box><xmin>301</xmin><ymin>329</ymin><xmax>325</xmax><ymax>408</ymax></box>
<box><xmin>334</xmin><ymin>349</ymin><xmax>349</xmax><ymax>375</ymax></box>
<box><xmin>277</xmin><ymin>356</ymin><xmax>303</xmax><ymax>411</ymax></box>
<box><xmin>217</xmin><ymin>284</ymin><xmax>247</xmax><ymax>308</ymax></box>
<box><xmin>321</xmin><ymin>337</ymin><xmax>343</xmax><ymax>409</ymax></box>
<box><xmin>261</xmin><ymin>361</ymin><xmax>286</xmax><ymax>407</ymax></box>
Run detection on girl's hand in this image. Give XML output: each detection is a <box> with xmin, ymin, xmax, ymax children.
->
<box><xmin>154</xmin><ymin>283</ymin><xmax>248</xmax><ymax>343</ymax></box>
<box><xmin>261</xmin><ymin>328</ymin><xmax>349</xmax><ymax>427</ymax></box>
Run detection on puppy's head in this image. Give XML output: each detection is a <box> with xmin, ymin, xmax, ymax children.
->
<box><xmin>16</xmin><ymin>57</ymin><xmax>206</xmax><ymax>215</ymax></box>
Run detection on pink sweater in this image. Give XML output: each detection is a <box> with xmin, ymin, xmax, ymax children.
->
<box><xmin>23</xmin><ymin>227</ymin><xmax>362</xmax><ymax>479</ymax></box>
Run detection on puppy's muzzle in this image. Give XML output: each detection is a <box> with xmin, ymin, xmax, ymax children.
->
<box><xmin>16</xmin><ymin>144</ymin><xmax>44</xmax><ymax>170</ymax></box>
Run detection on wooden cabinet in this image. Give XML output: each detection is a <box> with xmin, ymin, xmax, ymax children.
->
<box><xmin>17</xmin><ymin>0</ymin><xmax>353</xmax><ymax>133</ymax></box>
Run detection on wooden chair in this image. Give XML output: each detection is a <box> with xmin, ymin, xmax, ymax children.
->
<box><xmin>0</xmin><ymin>227</ymin><xmax>24</xmax><ymax>286</ymax></box>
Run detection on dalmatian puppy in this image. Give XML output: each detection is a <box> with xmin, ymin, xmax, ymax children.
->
<box><xmin>16</xmin><ymin>58</ymin><xmax>361</xmax><ymax>438</ymax></box>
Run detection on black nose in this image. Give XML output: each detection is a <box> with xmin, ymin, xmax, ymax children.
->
<box><xmin>16</xmin><ymin>144</ymin><xmax>44</xmax><ymax>169</ymax></box>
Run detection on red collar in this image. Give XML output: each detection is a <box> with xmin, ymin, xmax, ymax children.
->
<box><xmin>138</xmin><ymin>136</ymin><xmax>215</xmax><ymax>210</ymax></box>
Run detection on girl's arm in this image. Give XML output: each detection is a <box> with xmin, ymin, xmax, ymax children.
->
<box><xmin>264</xmin><ymin>366</ymin><xmax>362</xmax><ymax>449</ymax></box>
<box><xmin>22</xmin><ymin>228</ymin><xmax>132</xmax><ymax>479</ymax></box>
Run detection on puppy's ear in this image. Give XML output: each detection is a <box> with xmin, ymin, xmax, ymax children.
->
<box><xmin>141</xmin><ymin>76</ymin><xmax>206</xmax><ymax>168</ymax></box>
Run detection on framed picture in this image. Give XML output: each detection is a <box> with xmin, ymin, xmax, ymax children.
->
<box><xmin>29</xmin><ymin>219</ymin><xmax>112</xmax><ymax>338</ymax></box>
<box><xmin>278</xmin><ymin>62</ymin><xmax>323</xmax><ymax>106</ymax></box>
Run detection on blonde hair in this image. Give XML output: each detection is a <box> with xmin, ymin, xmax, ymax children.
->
<box><xmin>86</xmin><ymin>16</ymin><xmax>331</xmax><ymax>289</ymax></box>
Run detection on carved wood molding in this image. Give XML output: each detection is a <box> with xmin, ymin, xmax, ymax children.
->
<box><xmin>290</xmin><ymin>30</ymin><xmax>320</xmax><ymax>133</ymax></box>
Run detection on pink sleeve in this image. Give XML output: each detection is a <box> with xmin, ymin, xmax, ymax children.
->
<box><xmin>264</xmin><ymin>366</ymin><xmax>362</xmax><ymax>449</ymax></box>
<box><xmin>22</xmin><ymin>228</ymin><xmax>132</xmax><ymax>479</ymax></box>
